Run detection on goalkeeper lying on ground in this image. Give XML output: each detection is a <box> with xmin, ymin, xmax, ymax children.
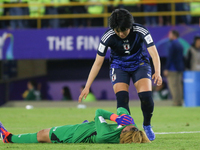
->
<box><xmin>0</xmin><ymin>107</ymin><xmax>150</xmax><ymax>144</ymax></box>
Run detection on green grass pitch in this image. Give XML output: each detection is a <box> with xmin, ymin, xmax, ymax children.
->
<box><xmin>0</xmin><ymin>106</ymin><xmax>200</xmax><ymax>150</ymax></box>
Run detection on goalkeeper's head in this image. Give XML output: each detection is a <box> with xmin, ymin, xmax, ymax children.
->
<box><xmin>120</xmin><ymin>126</ymin><xmax>150</xmax><ymax>144</ymax></box>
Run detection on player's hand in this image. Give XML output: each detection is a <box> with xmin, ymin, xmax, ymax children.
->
<box><xmin>115</xmin><ymin>114</ymin><xmax>135</xmax><ymax>126</ymax></box>
<box><xmin>78</xmin><ymin>87</ymin><xmax>89</xmax><ymax>103</ymax></box>
<box><xmin>152</xmin><ymin>72</ymin><xmax>162</xmax><ymax>86</ymax></box>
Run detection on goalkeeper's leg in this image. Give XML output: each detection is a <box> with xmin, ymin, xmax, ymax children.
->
<box><xmin>1</xmin><ymin>121</ymin><xmax>51</xmax><ymax>144</ymax></box>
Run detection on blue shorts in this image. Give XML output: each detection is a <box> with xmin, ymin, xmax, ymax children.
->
<box><xmin>109</xmin><ymin>65</ymin><xmax>152</xmax><ymax>85</ymax></box>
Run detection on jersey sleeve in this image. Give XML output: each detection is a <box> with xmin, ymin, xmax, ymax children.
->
<box><xmin>133</xmin><ymin>25</ymin><xmax>155</xmax><ymax>48</ymax></box>
<box><xmin>94</xmin><ymin>109</ymin><xmax>114</xmax><ymax>142</ymax></box>
<box><xmin>97</xmin><ymin>29</ymin><xmax>115</xmax><ymax>56</ymax></box>
<box><xmin>94</xmin><ymin>109</ymin><xmax>124</xmax><ymax>143</ymax></box>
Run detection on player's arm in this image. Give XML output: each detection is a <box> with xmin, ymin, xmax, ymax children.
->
<box><xmin>79</xmin><ymin>29</ymin><xmax>112</xmax><ymax>102</ymax></box>
<box><xmin>78</xmin><ymin>54</ymin><xmax>105</xmax><ymax>102</ymax></box>
<box><xmin>147</xmin><ymin>45</ymin><xmax>162</xmax><ymax>86</ymax></box>
<box><xmin>94</xmin><ymin>109</ymin><xmax>134</xmax><ymax>143</ymax></box>
<box><xmin>94</xmin><ymin>109</ymin><xmax>123</xmax><ymax>143</ymax></box>
<box><xmin>95</xmin><ymin>109</ymin><xmax>134</xmax><ymax>125</ymax></box>
<box><xmin>94</xmin><ymin>109</ymin><xmax>118</xmax><ymax>143</ymax></box>
<box><xmin>139</xmin><ymin>25</ymin><xmax>162</xmax><ymax>86</ymax></box>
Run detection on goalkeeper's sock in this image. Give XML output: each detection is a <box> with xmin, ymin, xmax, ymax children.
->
<box><xmin>138</xmin><ymin>91</ymin><xmax>154</xmax><ymax>126</ymax></box>
<box><xmin>9</xmin><ymin>133</ymin><xmax>39</xmax><ymax>143</ymax></box>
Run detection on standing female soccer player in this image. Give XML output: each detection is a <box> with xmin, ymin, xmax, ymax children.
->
<box><xmin>79</xmin><ymin>9</ymin><xmax>162</xmax><ymax>141</ymax></box>
<box><xmin>0</xmin><ymin>108</ymin><xmax>150</xmax><ymax>144</ymax></box>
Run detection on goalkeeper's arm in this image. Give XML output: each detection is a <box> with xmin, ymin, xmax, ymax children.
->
<box><xmin>95</xmin><ymin>109</ymin><xmax>134</xmax><ymax>125</ymax></box>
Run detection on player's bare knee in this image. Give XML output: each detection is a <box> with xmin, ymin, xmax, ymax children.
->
<box><xmin>37</xmin><ymin>129</ymin><xmax>45</xmax><ymax>142</ymax></box>
<box><xmin>37</xmin><ymin>129</ymin><xmax>51</xmax><ymax>143</ymax></box>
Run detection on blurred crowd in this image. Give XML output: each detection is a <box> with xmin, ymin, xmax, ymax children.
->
<box><xmin>0</xmin><ymin>0</ymin><xmax>199</xmax><ymax>29</ymax></box>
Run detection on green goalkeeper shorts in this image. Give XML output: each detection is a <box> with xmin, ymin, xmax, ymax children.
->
<box><xmin>49</xmin><ymin>124</ymin><xmax>78</xmax><ymax>143</ymax></box>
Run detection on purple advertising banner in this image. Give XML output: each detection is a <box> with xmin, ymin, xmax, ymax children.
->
<box><xmin>0</xmin><ymin>25</ymin><xmax>199</xmax><ymax>60</ymax></box>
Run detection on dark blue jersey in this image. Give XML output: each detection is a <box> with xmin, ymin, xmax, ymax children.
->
<box><xmin>97</xmin><ymin>23</ymin><xmax>155</xmax><ymax>71</ymax></box>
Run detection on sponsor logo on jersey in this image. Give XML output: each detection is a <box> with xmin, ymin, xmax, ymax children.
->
<box><xmin>123</xmin><ymin>44</ymin><xmax>130</xmax><ymax>50</ymax></box>
<box><xmin>123</xmin><ymin>40</ymin><xmax>129</xmax><ymax>43</ymax></box>
<box><xmin>112</xmin><ymin>74</ymin><xmax>116</xmax><ymax>82</ymax></box>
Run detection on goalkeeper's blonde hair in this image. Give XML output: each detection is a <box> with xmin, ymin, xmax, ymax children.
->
<box><xmin>120</xmin><ymin>130</ymin><xmax>151</xmax><ymax>144</ymax></box>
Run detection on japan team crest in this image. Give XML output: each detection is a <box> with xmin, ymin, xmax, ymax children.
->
<box><xmin>123</xmin><ymin>44</ymin><xmax>130</xmax><ymax>50</ymax></box>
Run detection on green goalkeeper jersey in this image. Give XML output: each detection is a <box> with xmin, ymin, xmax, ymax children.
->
<box><xmin>49</xmin><ymin>107</ymin><xmax>137</xmax><ymax>143</ymax></box>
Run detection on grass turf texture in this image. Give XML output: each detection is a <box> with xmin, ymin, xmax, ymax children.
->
<box><xmin>0</xmin><ymin>106</ymin><xmax>200</xmax><ymax>150</ymax></box>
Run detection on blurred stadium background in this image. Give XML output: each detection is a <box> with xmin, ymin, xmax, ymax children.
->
<box><xmin>0</xmin><ymin>0</ymin><xmax>200</xmax><ymax>107</ymax></box>
<box><xmin>0</xmin><ymin>1</ymin><xmax>200</xmax><ymax>149</ymax></box>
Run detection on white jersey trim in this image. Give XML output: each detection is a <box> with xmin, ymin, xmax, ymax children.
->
<box><xmin>101</xmin><ymin>30</ymin><xmax>115</xmax><ymax>43</ymax></box>
<box><xmin>133</xmin><ymin>26</ymin><xmax>149</xmax><ymax>35</ymax></box>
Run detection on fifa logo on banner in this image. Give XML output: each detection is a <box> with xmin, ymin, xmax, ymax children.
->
<box><xmin>0</xmin><ymin>32</ymin><xmax>14</xmax><ymax>60</ymax></box>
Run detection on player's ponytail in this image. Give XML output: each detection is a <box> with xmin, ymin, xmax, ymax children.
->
<box><xmin>120</xmin><ymin>130</ymin><xmax>150</xmax><ymax>144</ymax></box>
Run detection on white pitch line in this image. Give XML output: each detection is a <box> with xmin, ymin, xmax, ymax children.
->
<box><xmin>155</xmin><ymin>131</ymin><xmax>200</xmax><ymax>135</ymax></box>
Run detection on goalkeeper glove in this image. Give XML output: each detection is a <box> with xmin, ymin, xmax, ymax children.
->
<box><xmin>110</xmin><ymin>114</ymin><xmax>134</xmax><ymax>126</ymax></box>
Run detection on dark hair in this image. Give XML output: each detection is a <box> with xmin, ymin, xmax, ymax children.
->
<box><xmin>109</xmin><ymin>9</ymin><xmax>134</xmax><ymax>31</ymax></box>
<box><xmin>29</xmin><ymin>80</ymin><xmax>37</xmax><ymax>89</ymax></box>
<box><xmin>171</xmin><ymin>30</ymin><xmax>179</xmax><ymax>38</ymax></box>
<box><xmin>192</xmin><ymin>34</ymin><xmax>200</xmax><ymax>47</ymax></box>
<box><xmin>63</xmin><ymin>86</ymin><xmax>72</xmax><ymax>100</ymax></box>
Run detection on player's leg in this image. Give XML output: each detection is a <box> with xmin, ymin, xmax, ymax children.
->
<box><xmin>110</xmin><ymin>68</ymin><xmax>131</xmax><ymax>114</ymax></box>
<box><xmin>132</xmin><ymin>65</ymin><xmax>155</xmax><ymax>141</ymax></box>
<box><xmin>134</xmin><ymin>78</ymin><xmax>153</xmax><ymax>126</ymax></box>
<box><xmin>113</xmin><ymin>82</ymin><xmax>130</xmax><ymax>113</ymax></box>
<box><xmin>167</xmin><ymin>71</ymin><xmax>183</xmax><ymax>106</ymax></box>
<box><xmin>176</xmin><ymin>72</ymin><xmax>183</xmax><ymax>106</ymax></box>
<box><xmin>0</xmin><ymin>121</ymin><xmax>51</xmax><ymax>143</ymax></box>
<box><xmin>37</xmin><ymin>128</ymin><xmax>52</xmax><ymax>143</ymax></box>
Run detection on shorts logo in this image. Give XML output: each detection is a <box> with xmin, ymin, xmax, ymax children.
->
<box><xmin>112</xmin><ymin>74</ymin><xmax>116</xmax><ymax>82</ymax></box>
<box><xmin>123</xmin><ymin>44</ymin><xmax>130</xmax><ymax>50</ymax></box>
<box><xmin>147</xmin><ymin>74</ymin><xmax>151</xmax><ymax>78</ymax></box>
